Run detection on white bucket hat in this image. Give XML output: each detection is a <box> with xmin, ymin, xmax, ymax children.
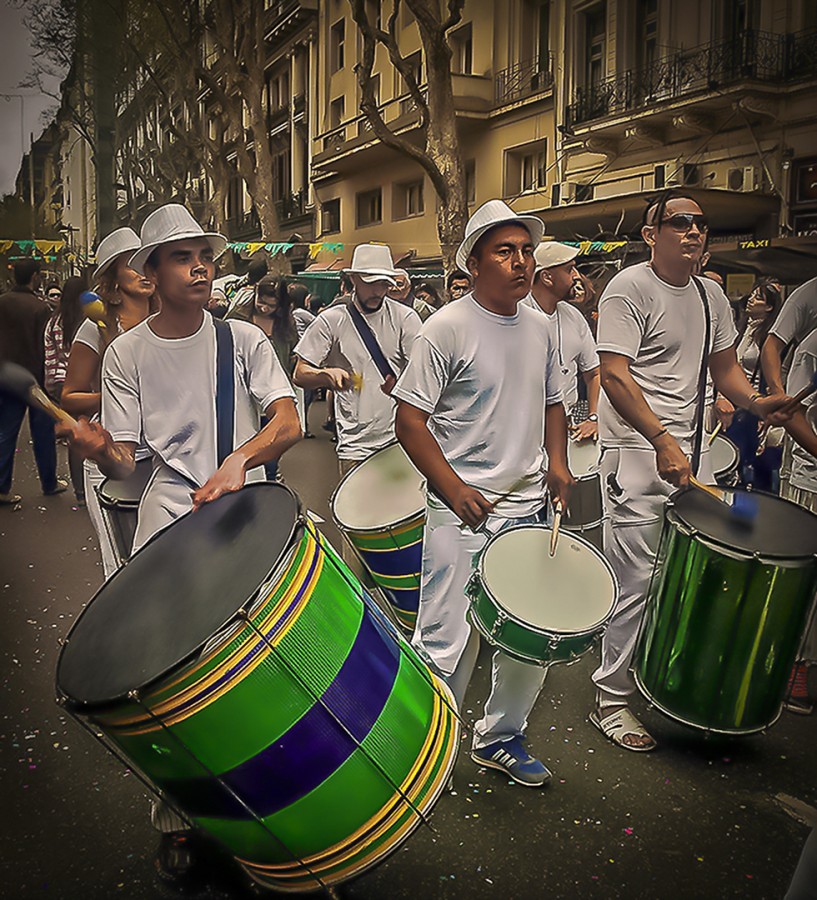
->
<box><xmin>93</xmin><ymin>227</ymin><xmax>142</xmax><ymax>280</ymax></box>
<box><xmin>128</xmin><ymin>204</ymin><xmax>228</xmax><ymax>275</ymax></box>
<box><xmin>342</xmin><ymin>243</ymin><xmax>398</xmax><ymax>286</ymax></box>
<box><xmin>533</xmin><ymin>241</ymin><xmax>579</xmax><ymax>275</ymax></box>
<box><xmin>456</xmin><ymin>199</ymin><xmax>545</xmax><ymax>271</ymax></box>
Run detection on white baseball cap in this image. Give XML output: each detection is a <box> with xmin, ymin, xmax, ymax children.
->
<box><xmin>456</xmin><ymin>199</ymin><xmax>545</xmax><ymax>271</ymax></box>
<box><xmin>93</xmin><ymin>227</ymin><xmax>142</xmax><ymax>280</ymax></box>
<box><xmin>533</xmin><ymin>241</ymin><xmax>579</xmax><ymax>275</ymax></box>
<box><xmin>343</xmin><ymin>243</ymin><xmax>398</xmax><ymax>286</ymax></box>
<box><xmin>128</xmin><ymin>204</ymin><xmax>228</xmax><ymax>275</ymax></box>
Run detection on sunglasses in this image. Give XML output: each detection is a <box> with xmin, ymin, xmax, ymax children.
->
<box><xmin>660</xmin><ymin>213</ymin><xmax>709</xmax><ymax>232</ymax></box>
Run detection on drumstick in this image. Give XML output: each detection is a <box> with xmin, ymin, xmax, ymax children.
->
<box><xmin>468</xmin><ymin>474</ymin><xmax>532</xmax><ymax>533</ymax></box>
<box><xmin>708</xmin><ymin>421</ymin><xmax>722</xmax><ymax>444</ymax></box>
<box><xmin>689</xmin><ymin>476</ymin><xmax>757</xmax><ymax>522</ymax></box>
<box><xmin>549</xmin><ymin>500</ymin><xmax>563</xmax><ymax>557</ymax></box>
<box><xmin>0</xmin><ymin>360</ymin><xmax>78</xmax><ymax>427</ymax></box>
<box><xmin>778</xmin><ymin>372</ymin><xmax>817</xmax><ymax>415</ymax></box>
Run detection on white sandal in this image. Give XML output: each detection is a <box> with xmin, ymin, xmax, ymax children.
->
<box><xmin>590</xmin><ymin>705</ymin><xmax>657</xmax><ymax>752</ymax></box>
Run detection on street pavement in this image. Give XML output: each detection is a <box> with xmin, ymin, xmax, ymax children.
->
<box><xmin>0</xmin><ymin>403</ymin><xmax>815</xmax><ymax>900</ymax></box>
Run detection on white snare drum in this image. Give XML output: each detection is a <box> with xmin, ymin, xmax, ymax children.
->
<box><xmin>467</xmin><ymin>524</ymin><xmax>618</xmax><ymax>665</ymax></box>
<box><xmin>709</xmin><ymin>434</ymin><xmax>740</xmax><ymax>486</ymax></box>
<box><xmin>563</xmin><ymin>438</ymin><xmax>603</xmax><ymax>550</ymax></box>
<box><xmin>97</xmin><ymin>458</ymin><xmax>153</xmax><ymax>567</ymax></box>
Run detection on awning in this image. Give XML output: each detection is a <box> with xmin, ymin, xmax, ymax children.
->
<box><xmin>707</xmin><ymin>236</ymin><xmax>817</xmax><ymax>283</ymax></box>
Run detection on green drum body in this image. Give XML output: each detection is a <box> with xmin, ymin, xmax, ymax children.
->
<box><xmin>332</xmin><ymin>443</ymin><xmax>426</xmax><ymax>632</ymax></box>
<box><xmin>634</xmin><ymin>488</ymin><xmax>817</xmax><ymax>735</ymax></box>
<box><xmin>467</xmin><ymin>525</ymin><xmax>618</xmax><ymax>666</ymax></box>
<box><xmin>57</xmin><ymin>484</ymin><xmax>458</xmax><ymax>892</ymax></box>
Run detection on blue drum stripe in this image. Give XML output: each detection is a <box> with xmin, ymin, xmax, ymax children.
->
<box><xmin>359</xmin><ymin>543</ymin><xmax>422</xmax><ymax>579</ymax></box>
<box><xmin>156</xmin><ymin>610</ymin><xmax>401</xmax><ymax>820</ymax></box>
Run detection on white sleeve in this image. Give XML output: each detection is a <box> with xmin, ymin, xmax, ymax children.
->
<box><xmin>392</xmin><ymin>334</ymin><xmax>449</xmax><ymax>415</ymax></box>
<box><xmin>101</xmin><ymin>343</ymin><xmax>141</xmax><ymax>443</ymax></box>
<box><xmin>236</xmin><ymin>324</ymin><xmax>296</xmax><ymax>411</ymax></box>
<box><xmin>596</xmin><ymin>294</ymin><xmax>644</xmax><ymax>360</ymax></box>
<box><xmin>786</xmin><ymin>342</ymin><xmax>817</xmax><ymax>401</ymax></box>
<box><xmin>575</xmin><ymin>314</ymin><xmax>600</xmax><ymax>372</ymax></box>
<box><xmin>707</xmin><ymin>283</ymin><xmax>739</xmax><ymax>353</ymax></box>
<box><xmin>72</xmin><ymin>318</ymin><xmax>102</xmax><ymax>355</ymax></box>
<box><xmin>293</xmin><ymin>312</ymin><xmax>335</xmax><ymax>367</ymax></box>
<box><xmin>545</xmin><ymin>328</ymin><xmax>564</xmax><ymax>405</ymax></box>
<box><xmin>398</xmin><ymin>309</ymin><xmax>423</xmax><ymax>370</ymax></box>
<box><xmin>771</xmin><ymin>285</ymin><xmax>817</xmax><ymax>347</ymax></box>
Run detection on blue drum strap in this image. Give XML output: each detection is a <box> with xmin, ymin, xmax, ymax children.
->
<box><xmin>213</xmin><ymin>317</ymin><xmax>235</xmax><ymax>467</ymax></box>
<box><xmin>691</xmin><ymin>276</ymin><xmax>712</xmax><ymax>478</ymax></box>
<box><xmin>348</xmin><ymin>302</ymin><xmax>396</xmax><ymax>381</ymax></box>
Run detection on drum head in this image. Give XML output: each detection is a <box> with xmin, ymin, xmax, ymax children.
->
<box><xmin>567</xmin><ymin>439</ymin><xmax>600</xmax><ymax>477</ymax></box>
<box><xmin>709</xmin><ymin>434</ymin><xmax>738</xmax><ymax>475</ymax></box>
<box><xmin>480</xmin><ymin>526</ymin><xmax>616</xmax><ymax>633</ymax></box>
<box><xmin>57</xmin><ymin>483</ymin><xmax>299</xmax><ymax>707</ymax></box>
<box><xmin>670</xmin><ymin>488</ymin><xmax>817</xmax><ymax>558</ymax></box>
<box><xmin>333</xmin><ymin>443</ymin><xmax>425</xmax><ymax>530</ymax></box>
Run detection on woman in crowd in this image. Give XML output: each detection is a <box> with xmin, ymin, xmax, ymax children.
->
<box><xmin>415</xmin><ymin>281</ymin><xmax>444</xmax><ymax>310</ymax></box>
<box><xmin>569</xmin><ymin>272</ymin><xmax>598</xmax><ymax>337</ymax></box>
<box><xmin>43</xmin><ymin>276</ymin><xmax>87</xmax><ymax>505</ymax></box>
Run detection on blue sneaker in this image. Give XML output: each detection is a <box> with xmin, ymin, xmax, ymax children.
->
<box><xmin>470</xmin><ymin>736</ymin><xmax>552</xmax><ymax>787</ymax></box>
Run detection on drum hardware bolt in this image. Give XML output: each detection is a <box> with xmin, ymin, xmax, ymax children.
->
<box><xmin>490</xmin><ymin>611</ymin><xmax>507</xmax><ymax>638</ymax></box>
<box><xmin>127</xmin><ymin>690</ymin><xmax>140</xmax><ymax>702</ymax></box>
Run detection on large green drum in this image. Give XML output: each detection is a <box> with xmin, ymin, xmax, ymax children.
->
<box><xmin>634</xmin><ymin>488</ymin><xmax>817</xmax><ymax>735</ymax></box>
<box><xmin>332</xmin><ymin>443</ymin><xmax>426</xmax><ymax>632</ymax></box>
<box><xmin>56</xmin><ymin>484</ymin><xmax>458</xmax><ymax>892</ymax></box>
<box><xmin>467</xmin><ymin>524</ymin><xmax>618</xmax><ymax>666</ymax></box>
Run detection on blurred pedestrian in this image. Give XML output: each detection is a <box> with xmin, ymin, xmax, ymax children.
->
<box><xmin>207</xmin><ymin>287</ymin><xmax>229</xmax><ymax>319</ymax></box>
<box><xmin>0</xmin><ymin>258</ymin><xmax>66</xmax><ymax>504</ymax></box>
<box><xmin>569</xmin><ymin>272</ymin><xmax>598</xmax><ymax>337</ymax></box>
<box><xmin>446</xmin><ymin>269</ymin><xmax>472</xmax><ymax>302</ymax></box>
<box><xmin>45</xmin><ymin>281</ymin><xmax>62</xmax><ymax>312</ymax></box>
<box><xmin>226</xmin><ymin>256</ymin><xmax>268</xmax><ymax>317</ymax></box>
<box><xmin>388</xmin><ymin>268</ymin><xmax>434</xmax><ymax>321</ymax></box>
<box><xmin>415</xmin><ymin>281</ymin><xmax>444</xmax><ymax>310</ymax></box>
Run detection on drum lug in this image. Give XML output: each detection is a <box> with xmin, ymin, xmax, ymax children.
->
<box><xmin>465</xmin><ymin>573</ymin><xmax>479</xmax><ymax>601</ymax></box>
<box><xmin>548</xmin><ymin>636</ymin><xmax>561</xmax><ymax>652</ymax></box>
<box><xmin>127</xmin><ymin>689</ymin><xmax>140</xmax><ymax>702</ymax></box>
<box><xmin>490</xmin><ymin>610</ymin><xmax>507</xmax><ymax>639</ymax></box>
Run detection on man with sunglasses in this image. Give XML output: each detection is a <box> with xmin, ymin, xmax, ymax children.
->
<box><xmin>590</xmin><ymin>190</ymin><xmax>792</xmax><ymax>752</ymax></box>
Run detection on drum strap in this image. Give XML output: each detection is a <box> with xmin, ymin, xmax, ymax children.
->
<box><xmin>690</xmin><ymin>276</ymin><xmax>712</xmax><ymax>478</ymax></box>
<box><xmin>348</xmin><ymin>303</ymin><xmax>396</xmax><ymax>381</ymax></box>
<box><xmin>213</xmin><ymin>317</ymin><xmax>235</xmax><ymax>467</ymax></box>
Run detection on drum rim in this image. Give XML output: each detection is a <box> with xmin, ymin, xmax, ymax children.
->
<box><xmin>708</xmin><ymin>433</ymin><xmax>739</xmax><ymax>475</ymax></box>
<box><xmin>97</xmin><ymin>457</ymin><xmax>154</xmax><ymax>506</ymax></box>
<box><xmin>474</xmin><ymin>523</ymin><xmax>619</xmax><ymax>636</ymax></box>
<box><xmin>56</xmin><ymin>483</ymin><xmax>303</xmax><ymax>711</ymax></box>
<box><xmin>330</xmin><ymin>441</ymin><xmax>426</xmax><ymax>534</ymax></box>
<box><xmin>667</xmin><ymin>487</ymin><xmax>817</xmax><ymax>563</ymax></box>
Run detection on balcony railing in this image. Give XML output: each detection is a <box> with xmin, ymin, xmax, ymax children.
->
<box><xmin>566</xmin><ymin>29</ymin><xmax>817</xmax><ymax>127</ymax></box>
<box><xmin>495</xmin><ymin>54</ymin><xmax>554</xmax><ymax>105</ymax></box>
<box><xmin>276</xmin><ymin>187</ymin><xmax>309</xmax><ymax>221</ymax></box>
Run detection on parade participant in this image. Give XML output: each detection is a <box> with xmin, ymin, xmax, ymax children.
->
<box><xmin>393</xmin><ymin>199</ymin><xmax>572</xmax><ymax>787</ymax></box>
<box><xmin>0</xmin><ymin>258</ymin><xmax>66</xmax><ymax>504</ymax></box>
<box><xmin>591</xmin><ymin>191</ymin><xmax>792</xmax><ymax>751</ymax></box>
<box><xmin>761</xmin><ymin>275</ymin><xmax>817</xmax><ymax>395</ymax></box>
<box><xmin>225</xmin><ymin>255</ymin><xmax>268</xmax><ymax>316</ymax></box>
<box><xmin>524</xmin><ymin>241</ymin><xmax>600</xmax><ymax>441</ymax></box>
<box><xmin>388</xmin><ymin>268</ymin><xmax>434</xmax><ymax>321</ymax></box>
<box><xmin>415</xmin><ymin>281</ymin><xmax>444</xmax><ymax>310</ymax></box>
<box><xmin>446</xmin><ymin>268</ymin><xmax>472</xmax><ymax>302</ymax></box>
<box><xmin>61</xmin><ymin>227</ymin><xmax>155</xmax><ymax>578</ymax></box>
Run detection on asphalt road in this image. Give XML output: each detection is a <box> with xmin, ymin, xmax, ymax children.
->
<box><xmin>0</xmin><ymin>403</ymin><xmax>814</xmax><ymax>900</ymax></box>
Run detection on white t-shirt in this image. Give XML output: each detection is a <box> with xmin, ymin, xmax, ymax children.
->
<box><xmin>597</xmin><ymin>263</ymin><xmax>737</xmax><ymax>453</ymax></box>
<box><xmin>392</xmin><ymin>293</ymin><xmax>563</xmax><ymax>517</ymax></box>
<box><xmin>292</xmin><ymin>307</ymin><xmax>316</xmax><ymax>339</ymax></box>
<box><xmin>294</xmin><ymin>296</ymin><xmax>422</xmax><ymax>460</ymax></box>
<box><xmin>522</xmin><ymin>295</ymin><xmax>599</xmax><ymax>409</ymax></box>
<box><xmin>787</xmin><ymin>328</ymin><xmax>817</xmax><ymax>493</ymax></box>
<box><xmin>102</xmin><ymin>313</ymin><xmax>294</xmax><ymax>489</ymax></box>
<box><xmin>770</xmin><ymin>277</ymin><xmax>817</xmax><ymax>348</ymax></box>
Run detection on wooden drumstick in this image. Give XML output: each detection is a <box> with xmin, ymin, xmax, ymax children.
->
<box><xmin>0</xmin><ymin>360</ymin><xmax>78</xmax><ymax>427</ymax></box>
<box><xmin>550</xmin><ymin>500</ymin><xmax>563</xmax><ymax>557</ymax></box>
<box><xmin>779</xmin><ymin>372</ymin><xmax>817</xmax><ymax>415</ymax></box>
<box><xmin>689</xmin><ymin>476</ymin><xmax>757</xmax><ymax>522</ymax></box>
<box><xmin>708</xmin><ymin>421</ymin><xmax>722</xmax><ymax>444</ymax></box>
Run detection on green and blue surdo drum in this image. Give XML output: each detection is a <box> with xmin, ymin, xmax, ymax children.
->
<box><xmin>332</xmin><ymin>443</ymin><xmax>426</xmax><ymax>633</ymax></box>
<box><xmin>56</xmin><ymin>483</ymin><xmax>459</xmax><ymax>893</ymax></box>
<box><xmin>634</xmin><ymin>488</ymin><xmax>817</xmax><ymax>735</ymax></box>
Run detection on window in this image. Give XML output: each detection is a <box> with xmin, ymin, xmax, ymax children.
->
<box><xmin>505</xmin><ymin>142</ymin><xmax>547</xmax><ymax>195</ymax></box>
<box><xmin>356</xmin><ymin>188</ymin><xmax>382</xmax><ymax>227</ymax></box>
<box><xmin>521</xmin><ymin>0</ymin><xmax>550</xmax><ymax>70</ymax></box>
<box><xmin>636</xmin><ymin>0</ymin><xmax>658</xmax><ymax>71</ymax></box>
<box><xmin>465</xmin><ymin>159</ymin><xmax>476</xmax><ymax>205</ymax></box>
<box><xmin>330</xmin><ymin>20</ymin><xmax>345</xmax><ymax>72</ymax></box>
<box><xmin>329</xmin><ymin>96</ymin><xmax>345</xmax><ymax>129</ymax></box>
<box><xmin>399</xmin><ymin>51</ymin><xmax>423</xmax><ymax>114</ymax></box>
<box><xmin>322</xmin><ymin>198</ymin><xmax>341</xmax><ymax>233</ymax></box>
<box><xmin>584</xmin><ymin>4</ymin><xmax>606</xmax><ymax>88</ymax></box>
<box><xmin>393</xmin><ymin>179</ymin><xmax>424</xmax><ymax>219</ymax></box>
<box><xmin>271</xmin><ymin>150</ymin><xmax>289</xmax><ymax>202</ymax></box>
<box><xmin>450</xmin><ymin>23</ymin><xmax>473</xmax><ymax>75</ymax></box>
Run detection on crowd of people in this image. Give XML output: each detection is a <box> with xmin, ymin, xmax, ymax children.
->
<box><xmin>1</xmin><ymin>189</ymin><xmax>816</xmax><ymax>895</ymax></box>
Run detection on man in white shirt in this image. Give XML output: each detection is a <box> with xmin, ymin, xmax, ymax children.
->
<box><xmin>394</xmin><ymin>199</ymin><xmax>573</xmax><ymax>787</ymax></box>
<box><xmin>388</xmin><ymin>268</ymin><xmax>435</xmax><ymax>321</ymax></box>
<box><xmin>524</xmin><ymin>241</ymin><xmax>600</xmax><ymax>440</ymax></box>
<box><xmin>292</xmin><ymin>244</ymin><xmax>422</xmax><ymax>478</ymax></box>
<box><xmin>592</xmin><ymin>191</ymin><xmax>792</xmax><ymax>751</ymax></box>
<box><xmin>761</xmin><ymin>275</ymin><xmax>817</xmax><ymax>395</ymax></box>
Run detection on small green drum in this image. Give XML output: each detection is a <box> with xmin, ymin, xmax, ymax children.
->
<box><xmin>467</xmin><ymin>524</ymin><xmax>618</xmax><ymax>666</ymax></box>
<box><xmin>56</xmin><ymin>484</ymin><xmax>459</xmax><ymax>893</ymax></box>
<box><xmin>634</xmin><ymin>488</ymin><xmax>817</xmax><ymax>735</ymax></box>
<box><xmin>332</xmin><ymin>443</ymin><xmax>426</xmax><ymax>632</ymax></box>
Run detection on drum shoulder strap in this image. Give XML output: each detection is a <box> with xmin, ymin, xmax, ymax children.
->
<box><xmin>213</xmin><ymin>317</ymin><xmax>235</xmax><ymax>467</ymax></box>
<box><xmin>348</xmin><ymin>303</ymin><xmax>396</xmax><ymax>381</ymax></box>
<box><xmin>690</xmin><ymin>275</ymin><xmax>712</xmax><ymax>477</ymax></box>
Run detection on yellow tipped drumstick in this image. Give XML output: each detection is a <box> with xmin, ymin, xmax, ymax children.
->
<box><xmin>689</xmin><ymin>475</ymin><xmax>757</xmax><ymax>521</ymax></box>
<box><xmin>350</xmin><ymin>371</ymin><xmax>363</xmax><ymax>391</ymax></box>
<box><xmin>550</xmin><ymin>500</ymin><xmax>563</xmax><ymax>557</ymax></box>
<box><xmin>708</xmin><ymin>421</ymin><xmax>723</xmax><ymax>444</ymax></box>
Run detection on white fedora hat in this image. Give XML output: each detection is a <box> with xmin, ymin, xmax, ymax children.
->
<box><xmin>533</xmin><ymin>241</ymin><xmax>579</xmax><ymax>275</ymax></box>
<box><xmin>93</xmin><ymin>227</ymin><xmax>142</xmax><ymax>280</ymax></box>
<box><xmin>342</xmin><ymin>243</ymin><xmax>398</xmax><ymax>286</ymax></box>
<box><xmin>128</xmin><ymin>204</ymin><xmax>228</xmax><ymax>275</ymax></box>
<box><xmin>456</xmin><ymin>199</ymin><xmax>545</xmax><ymax>271</ymax></box>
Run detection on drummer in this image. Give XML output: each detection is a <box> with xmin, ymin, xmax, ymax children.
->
<box><xmin>523</xmin><ymin>241</ymin><xmax>600</xmax><ymax>440</ymax></box>
<box><xmin>393</xmin><ymin>199</ymin><xmax>572</xmax><ymax>787</ymax></box>
<box><xmin>591</xmin><ymin>190</ymin><xmax>792</xmax><ymax>752</ymax></box>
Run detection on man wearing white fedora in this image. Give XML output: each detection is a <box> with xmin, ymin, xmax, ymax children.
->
<box><xmin>524</xmin><ymin>241</ymin><xmax>600</xmax><ymax>440</ymax></box>
<box><xmin>293</xmin><ymin>242</ymin><xmax>422</xmax><ymax>478</ymax></box>
<box><xmin>394</xmin><ymin>199</ymin><xmax>573</xmax><ymax>787</ymax></box>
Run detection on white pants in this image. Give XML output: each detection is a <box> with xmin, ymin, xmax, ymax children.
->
<box><xmin>592</xmin><ymin>445</ymin><xmax>714</xmax><ymax>700</ymax></box>
<box><xmin>414</xmin><ymin>499</ymin><xmax>547</xmax><ymax>750</ymax></box>
<box><xmin>83</xmin><ymin>459</ymin><xmax>119</xmax><ymax>580</ymax></box>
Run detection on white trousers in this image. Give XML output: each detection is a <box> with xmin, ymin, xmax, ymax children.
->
<box><xmin>83</xmin><ymin>459</ymin><xmax>119</xmax><ymax>580</ymax></box>
<box><xmin>592</xmin><ymin>446</ymin><xmax>714</xmax><ymax>700</ymax></box>
<box><xmin>413</xmin><ymin>499</ymin><xmax>547</xmax><ymax>750</ymax></box>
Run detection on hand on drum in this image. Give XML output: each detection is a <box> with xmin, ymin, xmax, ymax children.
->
<box><xmin>450</xmin><ymin>483</ymin><xmax>495</xmax><ymax>529</ymax></box>
<box><xmin>324</xmin><ymin>367</ymin><xmax>352</xmax><ymax>391</ymax></box>
<box><xmin>191</xmin><ymin>455</ymin><xmax>247</xmax><ymax>511</ymax></box>
<box><xmin>653</xmin><ymin>432</ymin><xmax>692</xmax><ymax>487</ymax></box>
<box><xmin>570</xmin><ymin>418</ymin><xmax>598</xmax><ymax>441</ymax></box>
<box><xmin>546</xmin><ymin>463</ymin><xmax>575</xmax><ymax>512</ymax></box>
